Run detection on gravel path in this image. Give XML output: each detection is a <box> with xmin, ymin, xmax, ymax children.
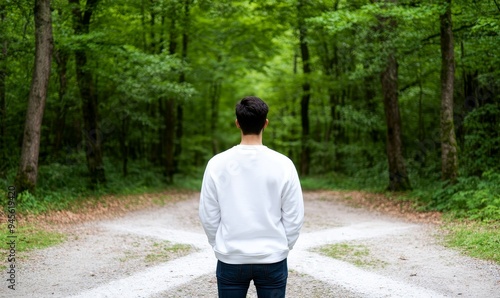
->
<box><xmin>6</xmin><ymin>191</ymin><xmax>500</xmax><ymax>298</ymax></box>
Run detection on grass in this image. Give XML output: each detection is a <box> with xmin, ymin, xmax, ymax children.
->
<box><xmin>145</xmin><ymin>241</ymin><xmax>193</xmax><ymax>263</ymax></box>
<box><xmin>118</xmin><ymin>240</ymin><xmax>193</xmax><ymax>264</ymax></box>
<box><xmin>0</xmin><ymin>224</ymin><xmax>65</xmax><ymax>253</ymax></box>
<box><xmin>313</xmin><ymin>242</ymin><xmax>386</xmax><ymax>268</ymax></box>
<box><xmin>0</xmin><ymin>224</ymin><xmax>65</xmax><ymax>270</ymax></box>
<box><xmin>442</xmin><ymin>221</ymin><xmax>500</xmax><ymax>263</ymax></box>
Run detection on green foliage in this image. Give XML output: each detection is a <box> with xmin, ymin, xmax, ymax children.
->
<box><xmin>103</xmin><ymin>45</ymin><xmax>195</xmax><ymax>104</ymax></box>
<box><xmin>462</xmin><ymin>103</ymin><xmax>500</xmax><ymax>176</ymax></box>
<box><xmin>300</xmin><ymin>162</ymin><xmax>387</xmax><ymax>192</ymax></box>
<box><xmin>2</xmin><ymin>0</ymin><xmax>500</xmax><ymax>223</ymax></box>
<box><xmin>414</xmin><ymin>171</ymin><xmax>500</xmax><ymax>221</ymax></box>
<box><xmin>0</xmin><ymin>158</ymin><xmax>200</xmax><ymax>215</ymax></box>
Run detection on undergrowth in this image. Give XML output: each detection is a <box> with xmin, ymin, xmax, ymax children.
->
<box><xmin>0</xmin><ymin>158</ymin><xmax>202</xmax><ymax>215</ymax></box>
<box><xmin>303</xmin><ymin>165</ymin><xmax>500</xmax><ymax>223</ymax></box>
<box><xmin>411</xmin><ymin>170</ymin><xmax>500</xmax><ymax>222</ymax></box>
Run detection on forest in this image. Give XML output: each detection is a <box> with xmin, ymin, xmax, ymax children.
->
<box><xmin>0</xmin><ymin>0</ymin><xmax>499</xmax><ymax>222</ymax></box>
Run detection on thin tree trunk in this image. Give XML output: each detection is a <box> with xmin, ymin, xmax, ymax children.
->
<box><xmin>53</xmin><ymin>47</ymin><xmax>69</xmax><ymax>156</ymax></box>
<box><xmin>15</xmin><ymin>0</ymin><xmax>53</xmax><ymax>193</ymax></box>
<box><xmin>440</xmin><ymin>0</ymin><xmax>458</xmax><ymax>182</ymax></box>
<box><xmin>365</xmin><ymin>75</ymin><xmax>378</xmax><ymax>168</ymax></box>
<box><xmin>165</xmin><ymin>98</ymin><xmax>175</xmax><ymax>183</ymax></box>
<box><xmin>289</xmin><ymin>53</ymin><xmax>299</xmax><ymax>161</ymax></box>
<box><xmin>150</xmin><ymin>1</ymin><xmax>156</xmax><ymax>54</ymax></box>
<box><xmin>328</xmin><ymin>0</ymin><xmax>342</xmax><ymax>152</ymax></box>
<box><xmin>0</xmin><ymin>6</ymin><xmax>7</xmax><ymax>178</ymax></box>
<box><xmin>418</xmin><ymin>69</ymin><xmax>424</xmax><ymax>143</ymax></box>
<box><xmin>210</xmin><ymin>79</ymin><xmax>221</xmax><ymax>155</ymax></box>
<box><xmin>147</xmin><ymin>6</ymin><xmax>160</xmax><ymax>163</ymax></box>
<box><xmin>141</xmin><ymin>0</ymin><xmax>147</xmax><ymax>51</ymax></box>
<box><xmin>69</xmin><ymin>0</ymin><xmax>105</xmax><ymax>186</ymax></box>
<box><xmin>174</xmin><ymin>0</ymin><xmax>190</xmax><ymax>172</ymax></box>
<box><xmin>323</xmin><ymin>38</ymin><xmax>345</xmax><ymax>172</ymax></box>
<box><xmin>298</xmin><ymin>0</ymin><xmax>311</xmax><ymax>176</ymax></box>
<box><xmin>158</xmin><ymin>98</ymin><xmax>164</xmax><ymax>165</ymax></box>
<box><xmin>120</xmin><ymin>117</ymin><xmax>129</xmax><ymax>177</ymax></box>
<box><xmin>164</xmin><ymin>16</ymin><xmax>178</xmax><ymax>183</ymax></box>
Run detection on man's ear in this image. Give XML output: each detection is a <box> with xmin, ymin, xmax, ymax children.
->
<box><xmin>264</xmin><ymin>119</ymin><xmax>269</xmax><ymax>128</ymax></box>
<box><xmin>235</xmin><ymin>119</ymin><xmax>240</xmax><ymax>128</ymax></box>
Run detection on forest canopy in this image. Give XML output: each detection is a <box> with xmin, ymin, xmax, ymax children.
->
<box><xmin>0</xmin><ymin>0</ymin><xmax>499</xmax><ymax>220</ymax></box>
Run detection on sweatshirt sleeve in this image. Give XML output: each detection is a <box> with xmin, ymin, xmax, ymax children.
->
<box><xmin>281</xmin><ymin>163</ymin><xmax>304</xmax><ymax>250</ymax></box>
<box><xmin>199</xmin><ymin>162</ymin><xmax>220</xmax><ymax>248</ymax></box>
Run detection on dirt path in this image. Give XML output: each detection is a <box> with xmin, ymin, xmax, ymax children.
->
<box><xmin>7</xmin><ymin>191</ymin><xmax>500</xmax><ymax>298</ymax></box>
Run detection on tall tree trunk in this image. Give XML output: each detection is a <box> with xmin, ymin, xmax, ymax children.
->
<box><xmin>174</xmin><ymin>0</ymin><xmax>190</xmax><ymax>172</ymax></box>
<box><xmin>15</xmin><ymin>0</ymin><xmax>53</xmax><ymax>193</ymax></box>
<box><xmin>53</xmin><ymin>47</ymin><xmax>69</xmax><ymax>157</ymax></box>
<box><xmin>365</xmin><ymin>75</ymin><xmax>379</xmax><ymax>168</ymax></box>
<box><xmin>147</xmin><ymin>6</ymin><xmax>160</xmax><ymax>163</ymax></box>
<box><xmin>165</xmin><ymin>98</ymin><xmax>175</xmax><ymax>183</ymax></box>
<box><xmin>164</xmin><ymin>16</ymin><xmax>178</xmax><ymax>183</ymax></box>
<box><xmin>322</xmin><ymin>38</ymin><xmax>346</xmax><ymax>172</ymax></box>
<box><xmin>327</xmin><ymin>0</ymin><xmax>343</xmax><ymax>153</ymax></box>
<box><xmin>120</xmin><ymin>117</ymin><xmax>129</xmax><ymax>177</ymax></box>
<box><xmin>150</xmin><ymin>1</ymin><xmax>156</xmax><ymax>54</ymax></box>
<box><xmin>381</xmin><ymin>53</ymin><xmax>411</xmax><ymax>191</ymax></box>
<box><xmin>440</xmin><ymin>0</ymin><xmax>458</xmax><ymax>182</ymax></box>
<box><xmin>377</xmin><ymin>0</ymin><xmax>411</xmax><ymax>191</ymax></box>
<box><xmin>298</xmin><ymin>0</ymin><xmax>311</xmax><ymax>176</ymax></box>
<box><xmin>0</xmin><ymin>5</ymin><xmax>7</xmax><ymax>178</ymax></box>
<box><xmin>418</xmin><ymin>68</ymin><xmax>425</xmax><ymax>143</ymax></box>
<box><xmin>141</xmin><ymin>0</ymin><xmax>147</xmax><ymax>51</ymax></box>
<box><xmin>210</xmin><ymin>79</ymin><xmax>221</xmax><ymax>155</ymax></box>
<box><xmin>288</xmin><ymin>53</ymin><xmax>299</xmax><ymax>161</ymax></box>
<box><xmin>69</xmin><ymin>0</ymin><xmax>105</xmax><ymax>186</ymax></box>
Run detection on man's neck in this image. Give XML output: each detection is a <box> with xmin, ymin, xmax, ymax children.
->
<box><xmin>240</xmin><ymin>133</ymin><xmax>263</xmax><ymax>145</ymax></box>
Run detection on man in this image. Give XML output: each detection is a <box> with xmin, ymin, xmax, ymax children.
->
<box><xmin>199</xmin><ymin>96</ymin><xmax>304</xmax><ymax>298</ymax></box>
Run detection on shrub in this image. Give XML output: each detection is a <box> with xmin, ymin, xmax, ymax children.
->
<box><xmin>425</xmin><ymin>171</ymin><xmax>500</xmax><ymax>221</ymax></box>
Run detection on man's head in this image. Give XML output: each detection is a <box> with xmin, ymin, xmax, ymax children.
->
<box><xmin>235</xmin><ymin>96</ymin><xmax>269</xmax><ymax>135</ymax></box>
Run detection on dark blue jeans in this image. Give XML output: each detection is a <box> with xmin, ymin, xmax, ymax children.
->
<box><xmin>216</xmin><ymin>258</ymin><xmax>288</xmax><ymax>298</ymax></box>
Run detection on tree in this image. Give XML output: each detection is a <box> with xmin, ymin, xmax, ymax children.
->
<box><xmin>440</xmin><ymin>0</ymin><xmax>458</xmax><ymax>182</ymax></box>
<box><xmin>15</xmin><ymin>0</ymin><xmax>53</xmax><ymax>192</ymax></box>
<box><xmin>174</xmin><ymin>0</ymin><xmax>191</xmax><ymax>173</ymax></box>
<box><xmin>298</xmin><ymin>0</ymin><xmax>311</xmax><ymax>176</ymax></box>
<box><xmin>52</xmin><ymin>7</ymin><xmax>70</xmax><ymax>158</ymax></box>
<box><xmin>165</xmin><ymin>3</ymin><xmax>179</xmax><ymax>183</ymax></box>
<box><xmin>0</xmin><ymin>4</ymin><xmax>7</xmax><ymax>178</ymax></box>
<box><xmin>378</xmin><ymin>0</ymin><xmax>411</xmax><ymax>191</ymax></box>
<box><xmin>69</xmin><ymin>0</ymin><xmax>105</xmax><ymax>186</ymax></box>
<box><xmin>52</xmin><ymin>46</ymin><xmax>69</xmax><ymax>157</ymax></box>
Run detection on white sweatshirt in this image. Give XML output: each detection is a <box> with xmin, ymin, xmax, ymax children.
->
<box><xmin>199</xmin><ymin>145</ymin><xmax>304</xmax><ymax>264</ymax></box>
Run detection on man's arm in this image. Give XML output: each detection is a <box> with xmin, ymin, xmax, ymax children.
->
<box><xmin>199</xmin><ymin>164</ymin><xmax>220</xmax><ymax>247</ymax></box>
<box><xmin>281</xmin><ymin>165</ymin><xmax>304</xmax><ymax>250</ymax></box>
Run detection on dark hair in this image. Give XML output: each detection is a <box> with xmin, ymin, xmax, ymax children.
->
<box><xmin>235</xmin><ymin>96</ymin><xmax>269</xmax><ymax>135</ymax></box>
